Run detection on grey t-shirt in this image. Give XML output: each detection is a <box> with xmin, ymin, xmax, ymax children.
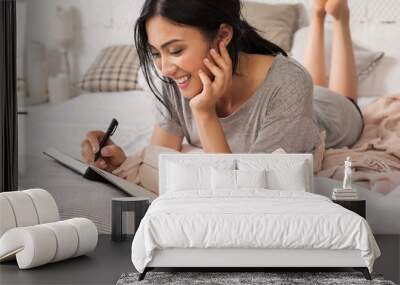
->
<box><xmin>154</xmin><ymin>54</ymin><xmax>322</xmax><ymax>153</ymax></box>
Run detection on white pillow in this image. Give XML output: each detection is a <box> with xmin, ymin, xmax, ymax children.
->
<box><xmin>167</xmin><ymin>160</ymin><xmax>235</xmax><ymax>192</ymax></box>
<box><xmin>290</xmin><ymin>26</ymin><xmax>384</xmax><ymax>84</ymax></box>
<box><xmin>238</xmin><ymin>159</ymin><xmax>308</xmax><ymax>192</ymax></box>
<box><xmin>211</xmin><ymin>169</ymin><xmax>268</xmax><ymax>190</ymax></box>
<box><xmin>211</xmin><ymin>168</ymin><xmax>236</xmax><ymax>190</ymax></box>
<box><xmin>268</xmin><ymin>161</ymin><xmax>307</xmax><ymax>191</ymax></box>
<box><xmin>167</xmin><ymin>163</ymin><xmax>210</xmax><ymax>191</ymax></box>
<box><xmin>236</xmin><ymin>169</ymin><xmax>267</xmax><ymax>189</ymax></box>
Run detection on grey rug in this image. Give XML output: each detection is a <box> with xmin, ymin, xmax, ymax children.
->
<box><xmin>116</xmin><ymin>271</ymin><xmax>396</xmax><ymax>285</ymax></box>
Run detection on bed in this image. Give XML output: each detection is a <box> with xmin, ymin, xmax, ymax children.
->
<box><xmin>18</xmin><ymin>75</ymin><xmax>400</xmax><ymax>236</ymax></box>
<box><xmin>131</xmin><ymin>153</ymin><xmax>381</xmax><ymax>280</ymax></box>
<box><xmin>18</xmin><ymin>0</ymin><xmax>400</xmax><ymax>236</ymax></box>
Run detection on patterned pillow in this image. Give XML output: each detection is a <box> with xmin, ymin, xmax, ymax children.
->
<box><xmin>79</xmin><ymin>45</ymin><xmax>142</xmax><ymax>92</ymax></box>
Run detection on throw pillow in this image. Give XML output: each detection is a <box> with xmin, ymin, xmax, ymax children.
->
<box><xmin>238</xmin><ymin>159</ymin><xmax>309</xmax><ymax>192</ymax></box>
<box><xmin>211</xmin><ymin>169</ymin><xmax>268</xmax><ymax>190</ymax></box>
<box><xmin>236</xmin><ymin>169</ymin><xmax>267</xmax><ymax>189</ymax></box>
<box><xmin>79</xmin><ymin>45</ymin><xmax>142</xmax><ymax>92</ymax></box>
<box><xmin>242</xmin><ymin>2</ymin><xmax>301</xmax><ymax>52</ymax></box>
<box><xmin>268</xmin><ymin>161</ymin><xmax>307</xmax><ymax>192</ymax></box>
<box><xmin>167</xmin><ymin>163</ymin><xmax>210</xmax><ymax>191</ymax></box>
<box><xmin>166</xmin><ymin>160</ymin><xmax>235</xmax><ymax>192</ymax></box>
<box><xmin>211</xmin><ymin>168</ymin><xmax>236</xmax><ymax>190</ymax></box>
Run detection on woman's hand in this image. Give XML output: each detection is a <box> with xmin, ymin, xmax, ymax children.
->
<box><xmin>189</xmin><ymin>41</ymin><xmax>233</xmax><ymax>115</ymax></box>
<box><xmin>81</xmin><ymin>130</ymin><xmax>126</xmax><ymax>172</ymax></box>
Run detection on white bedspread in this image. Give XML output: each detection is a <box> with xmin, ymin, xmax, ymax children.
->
<box><xmin>131</xmin><ymin>190</ymin><xmax>380</xmax><ymax>273</ymax></box>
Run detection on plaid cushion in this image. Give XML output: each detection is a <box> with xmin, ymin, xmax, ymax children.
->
<box><xmin>79</xmin><ymin>45</ymin><xmax>142</xmax><ymax>92</ymax></box>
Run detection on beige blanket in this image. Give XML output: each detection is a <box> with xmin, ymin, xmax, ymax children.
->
<box><xmin>317</xmin><ymin>95</ymin><xmax>400</xmax><ymax>194</ymax></box>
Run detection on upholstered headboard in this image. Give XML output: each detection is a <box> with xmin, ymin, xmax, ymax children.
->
<box><xmin>159</xmin><ymin>153</ymin><xmax>314</xmax><ymax>195</ymax></box>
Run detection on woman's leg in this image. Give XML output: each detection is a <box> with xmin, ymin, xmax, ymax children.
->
<box><xmin>303</xmin><ymin>1</ymin><xmax>327</xmax><ymax>86</ymax></box>
<box><xmin>325</xmin><ymin>0</ymin><xmax>358</xmax><ymax>101</ymax></box>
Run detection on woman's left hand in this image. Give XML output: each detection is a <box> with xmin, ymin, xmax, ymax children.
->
<box><xmin>189</xmin><ymin>41</ymin><xmax>233</xmax><ymax>115</ymax></box>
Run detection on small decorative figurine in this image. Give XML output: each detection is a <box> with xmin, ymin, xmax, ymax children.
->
<box><xmin>342</xmin><ymin>157</ymin><xmax>352</xmax><ymax>190</ymax></box>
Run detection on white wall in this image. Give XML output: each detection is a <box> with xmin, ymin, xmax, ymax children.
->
<box><xmin>24</xmin><ymin>0</ymin><xmax>145</xmax><ymax>85</ymax></box>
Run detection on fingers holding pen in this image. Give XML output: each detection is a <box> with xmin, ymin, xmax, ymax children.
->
<box><xmin>82</xmin><ymin>130</ymin><xmax>115</xmax><ymax>165</ymax></box>
<box><xmin>81</xmin><ymin>139</ymin><xmax>94</xmax><ymax>164</ymax></box>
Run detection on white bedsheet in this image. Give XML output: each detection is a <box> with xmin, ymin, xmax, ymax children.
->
<box><xmin>131</xmin><ymin>190</ymin><xmax>380</xmax><ymax>273</ymax></box>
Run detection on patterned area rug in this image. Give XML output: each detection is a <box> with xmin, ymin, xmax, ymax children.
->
<box><xmin>116</xmin><ymin>271</ymin><xmax>396</xmax><ymax>285</ymax></box>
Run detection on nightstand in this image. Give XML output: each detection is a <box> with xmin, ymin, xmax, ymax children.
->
<box><xmin>332</xmin><ymin>199</ymin><xmax>366</xmax><ymax>218</ymax></box>
<box><xmin>111</xmin><ymin>197</ymin><xmax>151</xmax><ymax>242</ymax></box>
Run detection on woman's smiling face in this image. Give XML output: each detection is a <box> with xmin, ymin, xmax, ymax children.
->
<box><xmin>146</xmin><ymin>15</ymin><xmax>214</xmax><ymax>99</ymax></box>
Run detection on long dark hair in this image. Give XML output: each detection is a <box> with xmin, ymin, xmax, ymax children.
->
<box><xmin>134</xmin><ymin>0</ymin><xmax>287</xmax><ymax>114</ymax></box>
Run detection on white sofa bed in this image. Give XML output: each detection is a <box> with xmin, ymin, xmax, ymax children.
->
<box><xmin>131</xmin><ymin>154</ymin><xmax>381</xmax><ymax>281</ymax></box>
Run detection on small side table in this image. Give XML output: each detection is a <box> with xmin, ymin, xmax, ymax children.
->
<box><xmin>111</xmin><ymin>197</ymin><xmax>151</xmax><ymax>242</ymax></box>
<box><xmin>332</xmin><ymin>199</ymin><xmax>366</xmax><ymax>218</ymax></box>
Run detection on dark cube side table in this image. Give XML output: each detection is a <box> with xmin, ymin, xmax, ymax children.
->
<box><xmin>332</xmin><ymin>199</ymin><xmax>366</xmax><ymax>218</ymax></box>
<box><xmin>112</xmin><ymin>197</ymin><xmax>151</xmax><ymax>242</ymax></box>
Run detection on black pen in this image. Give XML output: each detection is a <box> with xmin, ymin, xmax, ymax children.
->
<box><xmin>94</xmin><ymin>118</ymin><xmax>118</xmax><ymax>162</ymax></box>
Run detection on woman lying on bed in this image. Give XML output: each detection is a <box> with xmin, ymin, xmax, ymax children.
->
<box><xmin>81</xmin><ymin>0</ymin><xmax>363</xmax><ymax>177</ymax></box>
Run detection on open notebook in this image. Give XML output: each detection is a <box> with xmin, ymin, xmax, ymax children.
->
<box><xmin>43</xmin><ymin>147</ymin><xmax>157</xmax><ymax>200</ymax></box>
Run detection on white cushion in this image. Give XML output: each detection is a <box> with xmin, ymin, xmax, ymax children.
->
<box><xmin>291</xmin><ymin>26</ymin><xmax>384</xmax><ymax>86</ymax></box>
<box><xmin>23</xmin><ymin>189</ymin><xmax>59</xmax><ymax>224</ymax></box>
<box><xmin>0</xmin><ymin>189</ymin><xmax>59</xmax><ymax>237</ymax></box>
<box><xmin>238</xmin><ymin>159</ymin><xmax>308</xmax><ymax>192</ymax></box>
<box><xmin>236</xmin><ymin>169</ymin><xmax>267</xmax><ymax>189</ymax></box>
<box><xmin>0</xmin><ymin>218</ymin><xmax>97</xmax><ymax>269</ymax></box>
<box><xmin>1</xmin><ymin>191</ymin><xmax>40</xmax><ymax>228</ymax></box>
<box><xmin>168</xmin><ymin>163</ymin><xmax>211</xmax><ymax>191</ymax></box>
<box><xmin>211</xmin><ymin>169</ymin><xmax>268</xmax><ymax>191</ymax></box>
<box><xmin>65</xmin><ymin>218</ymin><xmax>98</xmax><ymax>257</ymax></box>
<box><xmin>159</xmin><ymin>154</ymin><xmax>313</xmax><ymax>194</ymax></box>
<box><xmin>42</xmin><ymin>221</ymin><xmax>78</xmax><ymax>262</ymax></box>
<box><xmin>166</xmin><ymin>159</ymin><xmax>235</xmax><ymax>192</ymax></box>
<box><xmin>211</xmin><ymin>168</ymin><xmax>236</xmax><ymax>190</ymax></box>
<box><xmin>0</xmin><ymin>196</ymin><xmax>17</xmax><ymax>237</ymax></box>
<box><xmin>0</xmin><ymin>226</ymin><xmax>57</xmax><ymax>268</ymax></box>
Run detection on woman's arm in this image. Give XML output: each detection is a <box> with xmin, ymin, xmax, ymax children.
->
<box><xmin>192</xmin><ymin>111</ymin><xmax>231</xmax><ymax>153</ymax></box>
<box><xmin>150</xmin><ymin>124</ymin><xmax>184</xmax><ymax>152</ymax></box>
<box><xmin>189</xmin><ymin>41</ymin><xmax>233</xmax><ymax>153</ymax></box>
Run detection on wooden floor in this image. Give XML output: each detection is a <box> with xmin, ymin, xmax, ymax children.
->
<box><xmin>1</xmin><ymin>235</ymin><xmax>398</xmax><ymax>285</ymax></box>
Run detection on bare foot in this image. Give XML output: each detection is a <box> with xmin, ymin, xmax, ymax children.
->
<box><xmin>325</xmin><ymin>0</ymin><xmax>350</xmax><ymax>20</ymax></box>
<box><xmin>312</xmin><ymin>0</ymin><xmax>327</xmax><ymax>18</ymax></box>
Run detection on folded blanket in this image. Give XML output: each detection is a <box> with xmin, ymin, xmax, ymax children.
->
<box><xmin>318</xmin><ymin>94</ymin><xmax>400</xmax><ymax>194</ymax></box>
